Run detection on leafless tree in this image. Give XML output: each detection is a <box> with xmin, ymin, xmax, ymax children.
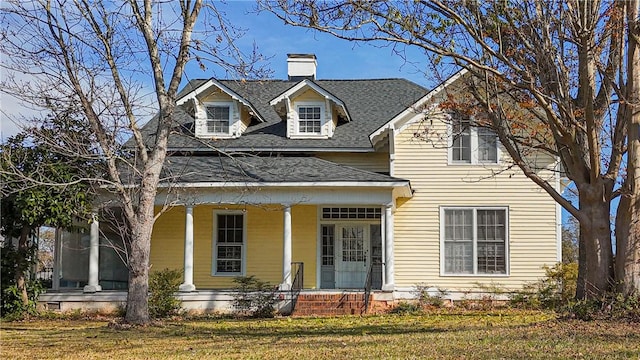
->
<box><xmin>262</xmin><ymin>0</ymin><xmax>640</xmax><ymax>298</ymax></box>
<box><xmin>1</xmin><ymin>0</ymin><xmax>268</xmax><ymax>324</ymax></box>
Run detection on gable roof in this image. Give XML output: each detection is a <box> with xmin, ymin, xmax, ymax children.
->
<box><xmin>369</xmin><ymin>70</ymin><xmax>467</xmax><ymax>146</ymax></box>
<box><xmin>135</xmin><ymin>78</ymin><xmax>429</xmax><ymax>152</ymax></box>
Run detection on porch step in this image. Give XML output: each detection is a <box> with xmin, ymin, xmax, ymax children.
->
<box><xmin>291</xmin><ymin>293</ymin><xmax>372</xmax><ymax>316</ymax></box>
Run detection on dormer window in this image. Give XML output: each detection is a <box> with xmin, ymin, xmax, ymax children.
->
<box><xmin>206</xmin><ymin>105</ymin><xmax>230</xmax><ymax>134</ymax></box>
<box><xmin>298</xmin><ymin>105</ymin><xmax>323</xmax><ymax>134</ymax></box>
<box><xmin>200</xmin><ymin>101</ymin><xmax>235</xmax><ymax>137</ymax></box>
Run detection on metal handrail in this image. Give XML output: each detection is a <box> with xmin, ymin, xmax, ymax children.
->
<box><xmin>362</xmin><ymin>261</ymin><xmax>375</xmax><ymax>314</ymax></box>
<box><xmin>290</xmin><ymin>262</ymin><xmax>304</xmax><ymax>314</ymax></box>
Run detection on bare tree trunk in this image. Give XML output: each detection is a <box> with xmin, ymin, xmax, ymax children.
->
<box><xmin>124</xmin><ymin>218</ymin><xmax>153</xmax><ymax>324</ymax></box>
<box><xmin>577</xmin><ymin>229</ymin><xmax>587</xmax><ymax>299</ymax></box>
<box><xmin>15</xmin><ymin>226</ymin><xmax>31</xmax><ymax>306</ymax></box>
<box><xmin>577</xmin><ymin>184</ymin><xmax>614</xmax><ymax>299</ymax></box>
<box><xmin>615</xmin><ymin>0</ymin><xmax>640</xmax><ymax>297</ymax></box>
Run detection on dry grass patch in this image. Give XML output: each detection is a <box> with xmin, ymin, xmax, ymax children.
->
<box><xmin>1</xmin><ymin>310</ymin><xmax>639</xmax><ymax>359</ymax></box>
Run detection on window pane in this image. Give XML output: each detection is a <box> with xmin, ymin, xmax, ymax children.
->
<box><xmin>298</xmin><ymin>106</ymin><xmax>322</xmax><ymax>134</ymax></box>
<box><xmin>477</xmin><ymin>210</ymin><xmax>506</xmax><ymax>274</ymax></box>
<box><xmin>452</xmin><ymin>118</ymin><xmax>471</xmax><ymax>162</ymax></box>
<box><xmin>444</xmin><ymin>209</ymin><xmax>473</xmax><ymax>274</ymax></box>
<box><xmin>216</xmin><ymin>214</ymin><xmax>243</xmax><ymax>273</ymax></box>
<box><xmin>478</xmin><ymin>128</ymin><xmax>498</xmax><ymax>162</ymax></box>
<box><xmin>206</xmin><ymin>106</ymin><xmax>230</xmax><ymax>134</ymax></box>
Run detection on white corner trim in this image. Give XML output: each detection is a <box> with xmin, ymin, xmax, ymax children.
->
<box><xmin>554</xmin><ymin>160</ymin><xmax>563</xmax><ymax>262</ymax></box>
<box><xmin>369</xmin><ymin>69</ymin><xmax>468</xmax><ymax>144</ymax></box>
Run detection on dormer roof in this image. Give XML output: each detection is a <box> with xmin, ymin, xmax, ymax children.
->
<box><xmin>175</xmin><ymin>78</ymin><xmax>265</xmax><ymax>122</ymax></box>
<box><xmin>269</xmin><ymin>79</ymin><xmax>351</xmax><ymax>122</ymax></box>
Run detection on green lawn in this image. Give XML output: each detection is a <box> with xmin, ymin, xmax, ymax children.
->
<box><xmin>1</xmin><ymin>311</ymin><xmax>639</xmax><ymax>359</ymax></box>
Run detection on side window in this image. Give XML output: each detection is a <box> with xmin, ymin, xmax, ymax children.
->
<box><xmin>214</xmin><ymin>213</ymin><xmax>244</xmax><ymax>275</ymax></box>
<box><xmin>442</xmin><ymin>207</ymin><xmax>508</xmax><ymax>275</ymax></box>
<box><xmin>449</xmin><ymin>116</ymin><xmax>499</xmax><ymax>164</ymax></box>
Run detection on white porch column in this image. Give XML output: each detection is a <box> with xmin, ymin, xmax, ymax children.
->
<box><xmin>382</xmin><ymin>204</ymin><xmax>395</xmax><ymax>291</ymax></box>
<box><xmin>281</xmin><ymin>204</ymin><xmax>292</xmax><ymax>290</ymax></box>
<box><xmin>83</xmin><ymin>214</ymin><xmax>102</xmax><ymax>293</ymax></box>
<box><xmin>179</xmin><ymin>206</ymin><xmax>196</xmax><ymax>292</ymax></box>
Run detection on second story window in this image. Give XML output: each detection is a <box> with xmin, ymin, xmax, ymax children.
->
<box><xmin>297</xmin><ymin>105</ymin><xmax>323</xmax><ymax>134</ymax></box>
<box><xmin>452</xmin><ymin>118</ymin><xmax>471</xmax><ymax>162</ymax></box>
<box><xmin>450</xmin><ymin>116</ymin><xmax>499</xmax><ymax>164</ymax></box>
<box><xmin>206</xmin><ymin>105</ymin><xmax>230</xmax><ymax>134</ymax></box>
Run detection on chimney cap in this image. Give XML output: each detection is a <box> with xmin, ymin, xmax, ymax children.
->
<box><xmin>287</xmin><ymin>53</ymin><xmax>317</xmax><ymax>59</ymax></box>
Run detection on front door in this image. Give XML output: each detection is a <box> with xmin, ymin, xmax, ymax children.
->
<box><xmin>335</xmin><ymin>225</ymin><xmax>369</xmax><ymax>288</ymax></box>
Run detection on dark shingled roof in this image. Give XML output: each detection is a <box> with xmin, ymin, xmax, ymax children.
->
<box><xmin>158</xmin><ymin>156</ymin><xmax>406</xmax><ymax>184</ymax></box>
<box><xmin>135</xmin><ymin>79</ymin><xmax>428</xmax><ymax>151</ymax></box>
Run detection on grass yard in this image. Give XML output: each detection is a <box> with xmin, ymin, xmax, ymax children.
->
<box><xmin>1</xmin><ymin>310</ymin><xmax>639</xmax><ymax>359</ymax></box>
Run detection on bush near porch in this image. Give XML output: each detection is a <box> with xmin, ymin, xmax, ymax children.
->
<box><xmin>1</xmin><ymin>310</ymin><xmax>639</xmax><ymax>359</ymax></box>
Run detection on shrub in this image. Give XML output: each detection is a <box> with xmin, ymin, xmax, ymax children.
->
<box><xmin>414</xmin><ymin>283</ymin><xmax>448</xmax><ymax>308</ymax></box>
<box><xmin>389</xmin><ymin>301</ymin><xmax>422</xmax><ymax>315</ymax></box>
<box><xmin>1</xmin><ymin>280</ymin><xmax>44</xmax><ymax>320</ymax></box>
<box><xmin>148</xmin><ymin>268</ymin><xmax>182</xmax><ymax>319</ymax></box>
<box><xmin>232</xmin><ymin>276</ymin><xmax>277</xmax><ymax>318</ymax></box>
<box><xmin>510</xmin><ymin>262</ymin><xmax>578</xmax><ymax>310</ymax></box>
<box><xmin>1</xmin><ymin>242</ymin><xmax>42</xmax><ymax>320</ymax></box>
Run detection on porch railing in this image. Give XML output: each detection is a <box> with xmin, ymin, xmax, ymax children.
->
<box><xmin>290</xmin><ymin>262</ymin><xmax>304</xmax><ymax>313</ymax></box>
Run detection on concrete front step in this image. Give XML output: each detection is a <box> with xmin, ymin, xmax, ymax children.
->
<box><xmin>291</xmin><ymin>293</ymin><xmax>372</xmax><ymax>316</ymax></box>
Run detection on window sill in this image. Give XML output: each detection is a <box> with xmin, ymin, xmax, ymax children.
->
<box><xmin>289</xmin><ymin>134</ymin><xmax>329</xmax><ymax>139</ymax></box>
<box><xmin>198</xmin><ymin>133</ymin><xmax>238</xmax><ymax>139</ymax></box>
<box><xmin>440</xmin><ymin>273</ymin><xmax>509</xmax><ymax>277</ymax></box>
<box><xmin>211</xmin><ymin>272</ymin><xmax>245</xmax><ymax>277</ymax></box>
<box><xmin>446</xmin><ymin>161</ymin><xmax>501</xmax><ymax>166</ymax></box>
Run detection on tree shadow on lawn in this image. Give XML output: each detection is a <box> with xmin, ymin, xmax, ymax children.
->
<box><xmin>155</xmin><ymin>317</ymin><xmax>555</xmax><ymax>340</ymax></box>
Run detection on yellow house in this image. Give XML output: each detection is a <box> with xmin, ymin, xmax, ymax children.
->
<box><xmin>41</xmin><ymin>55</ymin><xmax>561</xmax><ymax>314</ymax></box>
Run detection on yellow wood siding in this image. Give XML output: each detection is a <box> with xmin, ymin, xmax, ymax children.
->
<box><xmin>150</xmin><ymin>206</ymin><xmax>185</xmax><ymax>272</ymax></box>
<box><xmin>292</xmin><ymin>205</ymin><xmax>317</xmax><ymax>288</ymax></box>
<box><xmin>150</xmin><ymin>204</ymin><xmax>317</xmax><ymax>289</ymax></box>
<box><xmin>316</xmin><ymin>152</ymin><xmax>389</xmax><ymax>173</ymax></box>
<box><xmin>393</xmin><ymin>119</ymin><xmax>559</xmax><ymax>292</ymax></box>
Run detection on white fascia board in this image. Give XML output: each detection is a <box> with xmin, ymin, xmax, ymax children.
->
<box><xmin>176</xmin><ymin>78</ymin><xmax>215</xmax><ymax>105</ymax></box>
<box><xmin>369</xmin><ymin>69</ymin><xmax>468</xmax><ymax>145</ymax></box>
<box><xmin>176</xmin><ymin>78</ymin><xmax>265</xmax><ymax>122</ymax></box>
<box><xmin>155</xmin><ymin>180</ymin><xmax>410</xmax><ymax>189</ymax></box>
<box><xmin>269</xmin><ymin>79</ymin><xmax>351</xmax><ymax>122</ymax></box>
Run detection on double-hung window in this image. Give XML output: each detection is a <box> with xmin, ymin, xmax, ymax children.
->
<box><xmin>205</xmin><ymin>105</ymin><xmax>231</xmax><ymax>134</ymax></box>
<box><xmin>297</xmin><ymin>105</ymin><xmax>322</xmax><ymax>134</ymax></box>
<box><xmin>213</xmin><ymin>212</ymin><xmax>244</xmax><ymax>275</ymax></box>
<box><xmin>441</xmin><ymin>207</ymin><xmax>508</xmax><ymax>275</ymax></box>
<box><xmin>450</xmin><ymin>116</ymin><xmax>498</xmax><ymax>164</ymax></box>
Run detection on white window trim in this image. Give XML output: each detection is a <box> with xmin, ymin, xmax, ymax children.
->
<box><xmin>212</xmin><ymin>210</ymin><xmax>247</xmax><ymax>276</ymax></box>
<box><xmin>203</xmin><ymin>101</ymin><xmax>235</xmax><ymax>138</ymax></box>
<box><xmin>439</xmin><ymin>206</ymin><xmax>510</xmax><ymax>277</ymax></box>
<box><xmin>447</xmin><ymin>115</ymin><xmax>500</xmax><ymax>165</ymax></box>
<box><xmin>291</xmin><ymin>101</ymin><xmax>328</xmax><ymax>139</ymax></box>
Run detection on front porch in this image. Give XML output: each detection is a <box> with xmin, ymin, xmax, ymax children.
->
<box><xmin>41</xmin><ymin>176</ymin><xmax>410</xmax><ymax>313</ymax></box>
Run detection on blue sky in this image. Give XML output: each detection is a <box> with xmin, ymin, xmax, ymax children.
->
<box><xmin>181</xmin><ymin>1</ymin><xmax>435</xmax><ymax>87</ymax></box>
<box><xmin>0</xmin><ymin>1</ymin><xmax>436</xmax><ymax>138</ymax></box>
